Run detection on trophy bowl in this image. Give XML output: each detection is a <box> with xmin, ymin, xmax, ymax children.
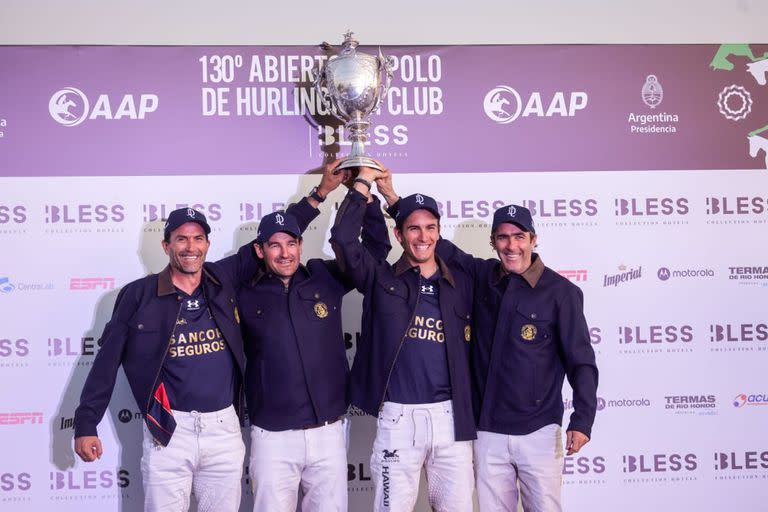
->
<box><xmin>314</xmin><ymin>31</ymin><xmax>393</xmax><ymax>172</ymax></box>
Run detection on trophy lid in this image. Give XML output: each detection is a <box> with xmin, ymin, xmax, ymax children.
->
<box><xmin>340</xmin><ymin>31</ymin><xmax>359</xmax><ymax>56</ymax></box>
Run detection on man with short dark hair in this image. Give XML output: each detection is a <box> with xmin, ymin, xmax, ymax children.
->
<box><xmin>73</xmin><ymin>198</ymin><xmax>319</xmax><ymax>512</ymax></box>
<box><xmin>426</xmin><ymin>202</ymin><xmax>599</xmax><ymax>512</ymax></box>
<box><xmin>239</xmin><ymin>164</ymin><xmax>390</xmax><ymax>512</ymax></box>
<box><xmin>330</xmin><ymin>167</ymin><xmax>476</xmax><ymax>512</ymax></box>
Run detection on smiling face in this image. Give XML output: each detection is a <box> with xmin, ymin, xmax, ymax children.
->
<box><xmin>394</xmin><ymin>209</ymin><xmax>440</xmax><ymax>269</ymax></box>
<box><xmin>492</xmin><ymin>222</ymin><xmax>536</xmax><ymax>275</ymax></box>
<box><xmin>162</xmin><ymin>222</ymin><xmax>210</xmax><ymax>277</ymax></box>
<box><xmin>254</xmin><ymin>231</ymin><xmax>302</xmax><ymax>286</ymax></box>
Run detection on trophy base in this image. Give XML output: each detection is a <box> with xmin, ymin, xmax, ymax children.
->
<box><xmin>336</xmin><ymin>156</ymin><xmax>384</xmax><ymax>173</ymax></box>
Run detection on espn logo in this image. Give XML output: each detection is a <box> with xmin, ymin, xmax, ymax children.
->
<box><xmin>558</xmin><ymin>269</ymin><xmax>588</xmax><ymax>282</ymax></box>
<box><xmin>0</xmin><ymin>412</ymin><xmax>44</xmax><ymax>425</ymax></box>
<box><xmin>70</xmin><ymin>277</ymin><xmax>115</xmax><ymax>290</ymax></box>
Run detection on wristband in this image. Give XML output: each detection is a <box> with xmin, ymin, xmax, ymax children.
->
<box><xmin>353</xmin><ymin>177</ymin><xmax>372</xmax><ymax>190</ymax></box>
<box><xmin>309</xmin><ymin>186</ymin><xmax>326</xmax><ymax>203</ymax></box>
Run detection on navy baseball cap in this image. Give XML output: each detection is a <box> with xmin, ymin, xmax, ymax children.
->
<box><xmin>492</xmin><ymin>204</ymin><xmax>535</xmax><ymax>234</ymax></box>
<box><xmin>164</xmin><ymin>207</ymin><xmax>211</xmax><ymax>240</ymax></box>
<box><xmin>395</xmin><ymin>193</ymin><xmax>441</xmax><ymax>229</ymax></box>
<box><xmin>256</xmin><ymin>211</ymin><xmax>301</xmax><ymax>244</ymax></box>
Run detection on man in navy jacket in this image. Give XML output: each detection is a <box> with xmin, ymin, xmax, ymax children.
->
<box><xmin>330</xmin><ymin>167</ymin><xmax>476</xmax><ymax>512</ymax></box>
<box><xmin>429</xmin><ymin>203</ymin><xmax>599</xmax><ymax>512</ymax></box>
<box><xmin>73</xmin><ymin>199</ymin><xmax>318</xmax><ymax>512</ymax></box>
<box><xmin>239</xmin><ymin>164</ymin><xmax>390</xmax><ymax>512</ymax></box>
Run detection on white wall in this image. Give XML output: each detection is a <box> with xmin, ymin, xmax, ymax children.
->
<box><xmin>1</xmin><ymin>0</ymin><xmax>766</xmax><ymax>45</ymax></box>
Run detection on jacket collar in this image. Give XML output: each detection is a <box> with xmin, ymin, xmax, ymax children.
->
<box><xmin>157</xmin><ymin>264</ymin><xmax>221</xmax><ymax>296</ymax></box>
<box><xmin>249</xmin><ymin>262</ymin><xmax>309</xmax><ymax>287</ymax></box>
<box><xmin>492</xmin><ymin>253</ymin><xmax>544</xmax><ymax>288</ymax></box>
<box><xmin>393</xmin><ymin>254</ymin><xmax>456</xmax><ymax>288</ymax></box>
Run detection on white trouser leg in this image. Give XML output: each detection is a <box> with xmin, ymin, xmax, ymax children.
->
<box><xmin>474</xmin><ymin>430</ymin><xmax>518</xmax><ymax>512</ymax></box>
<box><xmin>141</xmin><ymin>405</ymin><xmax>245</xmax><ymax>512</ymax></box>
<box><xmin>250</xmin><ymin>419</ymin><xmax>348</xmax><ymax>512</ymax></box>
<box><xmin>475</xmin><ymin>425</ymin><xmax>563</xmax><ymax>512</ymax></box>
<box><xmin>370</xmin><ymin>401</ymin><xmax>473</xmax><ymax>512</ymax></box>
<box><xmin>515</xmin><ymin>424</ymin><xmax>563</xmax><ymax>512</ymax></box>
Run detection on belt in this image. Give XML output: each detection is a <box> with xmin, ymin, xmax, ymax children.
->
<box><xmin>302</xmin><ymin>416</ymin><xmax>343</xmax><ymax>430</ymax></box>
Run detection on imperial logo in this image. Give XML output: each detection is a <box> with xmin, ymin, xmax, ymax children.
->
<box><xmin>70</xmin><ymin>278</ymin><xmax>115</xmax><ymax>291</ymax></box>
<box><xmin>657</xmin><ymin>267</ymin><xmax>715</xmax><ymax>281</ymax></box>
<box><xmin>603</xmin><ymin>265</ymin><xmax>642</xmax><ymax>287</ymax></box>
<box><xmin>705</xmin><ymin>196</ymin><xmax>768</xmax><ymax>215</ymax></box>
<box><xmin>0</xmin><ymin>412</ymin><xmax>43</xmax><ymax>425</ymax></box>
<box><xmin>732</xmin><ymin>393</ymin><xmax>768</xmax><ymax>408</ymax></box>
<box><xmin>49</xmin><ymin>87</ymin><xmax>158</xmax><ymax>127</ymax></box>
<box><xmin>623</xmin><ymin>453</ymin><xmax>697</xmax><ymax>473</ymax></box>
<box><xmin>558</xmin><ymin>270</ymin><xmax>587</xmax><ymax>282</ymax></box>
<box><xmin>59</xmin><ymin>416</ymin><xmax>74</xmax><ymax>430</ymax></box>
<box><xmin>483</xmin><ymin>86</ymin><xmax>588</xmax><ymax>124</ymax></box>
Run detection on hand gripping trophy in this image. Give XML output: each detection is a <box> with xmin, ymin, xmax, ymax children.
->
<box><xmin>314</xmin><ymin>31</ymin><xmax>393</xmax><ymax>172</ymax></box>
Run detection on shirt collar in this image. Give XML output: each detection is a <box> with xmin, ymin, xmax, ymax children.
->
<box><xmin>157</xmin><ymin>264</ymin><xmax>220</xmax><ymax>296</ymax></box>
<box><xmin>393</xmin><ymin>254</ymin><xmax>456</xmax><ymax>288</ymax></box>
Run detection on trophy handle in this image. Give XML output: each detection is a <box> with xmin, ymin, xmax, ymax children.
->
<box><xmin>373</xmin><ymin>49</ymin><xmax>394</xmax><ymax>112</ymax></box>
<box><xmin>313</xmin><ymin>64</ymin><xmax>333</xmax><ymax>110</ymax></box>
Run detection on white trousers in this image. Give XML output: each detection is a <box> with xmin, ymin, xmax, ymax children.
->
<box><xmin>370</xmin><ymin>400</ymin><xmax>474</xmax><ymax>512</ymax></box>
<box><xmin>140</xmin><ymin>405</ymin><xmax>246</xmax><ymax>512</ymax></box>
<box><xmin>249</xmin><ymin>419</ymin><xmax>349</xmax><ymax>512</ymax></box>
<box><xmin>474</xmin><ymin>424</ymin><xmax>564</xmax><ymax>512</ymax></box>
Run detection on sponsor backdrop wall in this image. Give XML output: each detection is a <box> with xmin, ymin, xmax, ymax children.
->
<box><xmin>1</xmin><ymin>44</ymin><xmax>768</xmax><ymax>511</ymax></box>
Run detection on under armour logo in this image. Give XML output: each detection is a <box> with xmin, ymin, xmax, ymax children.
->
<box><xmin>186</xmin><ymin>300</ymin><xmax>200</xmax><ymax>310</ymax></box>
<box><xmin>508</xmin><ymin>205</ymin><xmax>517</xmax><ymax>217</ymax></box>
<box><xmin>383</xmin><ymin>449</ymin><xmax>399</xmax><ymax>460</ymax></box>
<box><xmin>420</xmin><ymin>284</ymin><xmax>435</xmax><ymax>295</ymax></box>
<box><xmin>275</xmin><ymin>213</ymin><xmax>285</xmax><ymax>226</ymax></box>
<box><xmin>186</xmin><ymin>208</ymin><xmax>196</xmax><ymax>218</ymax></box>
<box><xmin>415</xmin><ymin>194</ymin><xmax>425</xmax><ymax>205</ymax></box>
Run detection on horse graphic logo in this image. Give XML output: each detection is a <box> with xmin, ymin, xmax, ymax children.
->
<box><xmin>748</xmin><ymin>134</ymin><xmax>768</xmax><ymax>169</ymax></box>
<box><xmin>49</xmin><ymin>87</ymin><xmax>89</xmax><ymax>127</ymax></box>
<box><xmin>483</xmin><ymin>86</ymin><xmax>522</xmax><ymax>124</ymax></box>
<box><xmin>382</xmin><ymin>449</ymin><xmax>399</xmax><ymax>461</ymax></box>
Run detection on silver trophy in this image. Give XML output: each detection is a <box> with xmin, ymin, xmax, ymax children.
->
<box><xmin>314</xmin><ymin>31</ymin><xmax>393</xmax><ymax>172</ymax></box>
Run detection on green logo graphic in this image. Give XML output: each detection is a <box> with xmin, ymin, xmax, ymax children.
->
<box><xmin>710</xmin><ymin>44</ymin><xmax>768</xmax><ymax>71</ymax></box>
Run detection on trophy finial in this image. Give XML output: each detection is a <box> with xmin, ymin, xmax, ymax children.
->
<box><xmin>342</xmin><ymin>31</ymin><xmax>359</xmax><ymax>50</ymax></box>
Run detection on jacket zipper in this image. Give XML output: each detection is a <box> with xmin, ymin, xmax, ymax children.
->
<box><xmin>378</xmin><ymin>273</ymin><xmax>421</xmax><ymax>411</ymax></box>
<box><xmin>145</xmin><ymin>299</ymin><xmax>184</xmax><ymax>441</ymax></box>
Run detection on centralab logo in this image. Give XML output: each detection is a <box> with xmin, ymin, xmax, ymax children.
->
<box><xmin>483</xmin><ymin>86</ymin><xmax>588</xmax><ymax>124</ymax></box>
<box><xmin>49</xmin><ymin>87</ymin><xmax>159</xmax><ymax>126</ymax></box>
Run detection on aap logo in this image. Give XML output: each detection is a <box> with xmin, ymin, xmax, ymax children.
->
<box><xmin>49</xmin><ymin>87</ymin><xmax>89</xmax><ymax>127</ymax></box>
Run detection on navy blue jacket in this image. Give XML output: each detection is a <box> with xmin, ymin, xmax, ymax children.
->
<box><xmin>330</xmin><ymin>189</ymin><xmax>477</xmax><ymax>441</ymax></box>
<box><xmin>437</xmin><ymin>240</ymin><xmax>598</xmax><ymax>438</ymax></box>
<box><xmin>239</xmin><ymin>196</ymin><xmax>391</xmax><ymax>431</ymax></box>
<box><xmin>74</xmin><ymin>198</ymin><xmax>319</xmax><ymax>439</ymax></box>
